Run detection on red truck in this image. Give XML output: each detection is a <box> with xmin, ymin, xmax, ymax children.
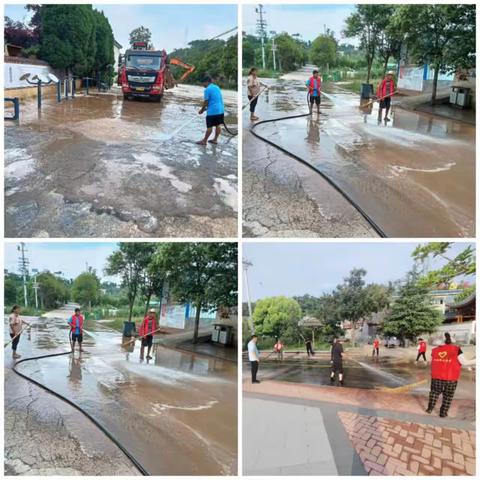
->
<box><xmin>118</xmin><ymin>41</ymin><xmax>194</xmax><ymax>102</ymax></box>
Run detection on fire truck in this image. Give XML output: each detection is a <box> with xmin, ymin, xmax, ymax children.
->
<box><xmin>118</xmin><ymin>41</ymin><xmax>195</xmax><ymax>101</ymax></box>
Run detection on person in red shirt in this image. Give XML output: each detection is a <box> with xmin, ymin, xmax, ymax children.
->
<box><xmin>139</xmin><ymin>309</ymin><xmax>158</xmax><ymax>360</ymax></box>
<box><xmin>372</xmin><ymin>337</ymin><xmax>380</xmax><ymax>358</ymax></box>
<box><xmin>376</xmin><ymin>71</ymin><xmax>395</xmax><ymax>124</ymax></box>
<box><xmin>416</xmin><ymin>338</ymin><xmax>427</xmax><ymax>362</ymax></box>
<box><xmin>274</xmin><ymin>338</ymin><xmax>284</xmax><ymax>361</ymax></box>
<box><xmin>426</xmin><ymin>332</ymin><xmax>475</xmax><ymax>417</ymax></box>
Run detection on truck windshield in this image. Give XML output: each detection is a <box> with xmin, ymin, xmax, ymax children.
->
<box><xmin>126</xmin><ymin>55</ymin><xmax>161</xmax><ymax>70</ymax></box>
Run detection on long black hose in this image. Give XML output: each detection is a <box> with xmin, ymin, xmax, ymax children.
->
<box><xmin>11</xmin><ymin>348</ymin><xmax>149</xmax><ymax>476</ymax></box>
<box><xmin>249</xmin><ymin>91</ymin><xmax>387</xmax><ymax>238</ymax></box>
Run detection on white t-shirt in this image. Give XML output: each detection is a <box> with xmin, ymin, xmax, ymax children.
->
<box><xmin>247</xmin><ymin>340</ymin><xmax>259</xmax><ymax>361</ymax></box>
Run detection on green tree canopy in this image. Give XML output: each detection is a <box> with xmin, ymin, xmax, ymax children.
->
<box><xmin>382</xmin><ymin>272</ymin><xmax>443</xmax><ymax>341</ymax></box>
<box><xmin>36</xmin><ymin>271</ymin><xmax>70</xmax><ymax>309</ymax></box>
<box><xmin>413</xmin><ymin>243</ymin><xmax>476</xmax><ymax>288</ymax></box>
<box><xmin>72</xmin><ymin>271</ymin><xmax>100</xmax><ymax>308</ymax></box>
<box><xmin>393</xmin><ymin>4</ymin><xmax>476</xmax><ymax>103</ymax></box>
<box><xmin>310</xmin><ymin>34</ymin><xmax>337</xmax><ymax>71</ymax></box>
<box><xmin>105</xmin><ymin>243</ymin><xmax>156</xmax><ymax>321</ymax></box>
<box><xmin>153</xmin><ymin>243</ymin><xmax>237</xmax><ymax>343</ymax></box>
<box><xmin>253</xmin><ymin>296</ymin><xmax>302</xmax><ymax>341</ymax></box>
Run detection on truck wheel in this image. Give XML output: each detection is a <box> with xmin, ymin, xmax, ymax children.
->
<box><xmin>153</xmin><ymin>95</ymin><xmax>162</xmax><ymax>103</ymax></box>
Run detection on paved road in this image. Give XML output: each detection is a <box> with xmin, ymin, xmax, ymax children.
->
<box><xmin>5</xmin><ymin>307</ymin><xmax>237</xmax><ymax>475</ymax></box>
<box><xmin>5</xmin><ymin>85</ymin><xmax>237</xmax><ymax>238</ymax></box>
<box><xmin>243</xmin><ymin>66</ymin><xmax>475</xmax><ymax>237</ymax></box>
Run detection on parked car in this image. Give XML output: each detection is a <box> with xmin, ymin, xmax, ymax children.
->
<box><xmin>385</xmin><ymin>337</ymin><xmax>399</xmax><ymax>348</ymax></box>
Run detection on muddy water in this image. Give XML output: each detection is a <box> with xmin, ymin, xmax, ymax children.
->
<box><xmin>5</xmin><ymin>85</ymin><xmax>238</xmax><ymax>238</ymax></box>
<box><xmin>245</xmin><ymin>68</ymin><xmax>475</xmax><ymax>237</ymax></box>
<box><xmin>5</xmin><ymin>313</ymin><xmax>237</xmax><ymax>475</ymax></box>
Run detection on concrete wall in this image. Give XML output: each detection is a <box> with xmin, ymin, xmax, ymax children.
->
<box><xmin>428</xmin><ymin>321</ymin><xmax>475</xmax><ymax>345</ymax></box>
<box><xmin>5</xmin><ymin>61</ymin><xmax>55</xmax><ymax>88</ymax></box>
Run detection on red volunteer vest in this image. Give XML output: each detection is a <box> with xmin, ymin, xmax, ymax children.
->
<box><xmin>274</xmin><ymin>342</ymin><xmax>283</xmax><ymax>352</ymax></box>
<box><xmin>377</xmin><ymin>78</ymin><xmax>395</xmax><ymax>98</ymax></box>
<box><xmin>373</xmin><ymin>339</ymin><xmax>379</xmax><ymax>348</ymax></box>
<box><xmin>419</xmin><ymin>341</ymin><xmax>427</xmax><ymax>353</ymax></box>
<box><xmin>308</xmin><ymin>76</ymin><xmax>321</xmax><ymax>95</ymax></box>
<box><xmin>70</xmin><ymin>314</ymin><xmax>84</xmax><ymax>332</ymax></box>
<box><xmin>139</xmin><ymin>316</ymin><xmax>157</xmax><ymax>337</ymax></box>
<box><xmin>431</xmin><ymin>344</ymin><xmax>462</xmax><ymax>381</ymax></box>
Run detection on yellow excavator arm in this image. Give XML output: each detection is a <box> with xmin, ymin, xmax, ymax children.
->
<box><xmin>169</xmin><ymin>57</ymin><xmax>196</xmax><ymax>82</ymax></box>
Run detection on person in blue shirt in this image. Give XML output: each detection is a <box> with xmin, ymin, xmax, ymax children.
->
<box><xmin>197</xmin><ymin>75</ymin><xmax>225</xmax><ymax>145</ymax></box>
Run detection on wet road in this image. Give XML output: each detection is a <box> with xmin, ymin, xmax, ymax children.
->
<box><xmin>5</xmin><ymin>85</ymin><xmax>238</xmax><ymax>238</ymax></box>
<box><xmin>244</xmin><ymin>354</ymin><xmax>475</xmax><ymax>400</ymax></box>
<box><xmin>5</xmin><ymin>308</ymin><xmax>237</xmax><ymax>475</ymax></box>
<box><xmin>243</xmin><ymin>67</ymin><xmax>475</xmax><ymax>237</ymax></box>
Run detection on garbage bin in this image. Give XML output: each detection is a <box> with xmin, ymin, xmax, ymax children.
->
<box><xmin>450</xmin><ymin>86</ymin><xmax>471</xmax><ymax>108</ymax></box>
<box><xmin>123</xmin><ymin>321</ymin><xmax>136</xmax><ymax>337</ymax></box>
<box><xmin>361</xmin><ymin>83</ymin><xmax>373</xmax><ymax>99</ymax></box>
<box><xmin>211</xmin><ymin>324</ymin><xmax>233</xmax><ymax>346</ymax></box>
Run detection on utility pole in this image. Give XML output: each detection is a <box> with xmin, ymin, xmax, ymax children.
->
<box><xmin>270</xmin><ymin>30</ymin><xmax>277</xmax><ymax>70</ymax></box>
<box><xmin>17</xmin><ymin>243</ymin><xmax>29</xmax><ymax>307</ymax></box>
<box><xmin>256</xmin><ymin>4</ymin><xmax>267</xmax><ymax>69</ymax></box>
<box><xmin>243</xmin><ymin>259</ymin><xmax>254</xmax><ymax>334</ymax></box>
<box><xmin>32</xmin><ymin>268</ymin><xmax>39</xmax><ymax>310</ymax></box>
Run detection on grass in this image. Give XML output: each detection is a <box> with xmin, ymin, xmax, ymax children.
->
<box><xmin>242</xmin><ymin>68</ymin><xmax>283</xmax><ymax>79</ymax></box>
<box><xmin>4</xmin><ymin>305</ymin><xmax>45</xmax><ymax>316</ymax></box>
<box><xmin>88</xmin><ymin>315</ymin><xmax>145</xmax><ymax>334</ymax></box>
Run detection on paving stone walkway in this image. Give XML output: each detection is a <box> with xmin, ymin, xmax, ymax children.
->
<box><xmin>339</xmin><ymin>411</ymin><xmax>476</xmax><ymax>476</ymax></box>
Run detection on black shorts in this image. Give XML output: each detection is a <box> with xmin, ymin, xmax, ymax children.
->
<box><xmin>379</xmin><ymin>97</ymin><xmax>391</xmax><ymax>109</ymax></box>
<box><xmin>142</xmin><ymin>335</ymin><xmax>153</xmax><ymax>348</ymax></box>
<box><xmin>332</xmin><ymin>359</ymin><xmax>343</xmax><ymax>374</ymax></box>
<box><xmin>309</xmin><ymin>95</ymin><xmax>321</xmax><ymax>105</ymax></box>
<box><xmin>71</xmin><ymin>333</ymin><xmax>83</xmax><ymax>343</ymax></box>
<box><xmin>206</xmin><ymin>114</ymin><xmax>224</xmax><ymax>128</ymax></box>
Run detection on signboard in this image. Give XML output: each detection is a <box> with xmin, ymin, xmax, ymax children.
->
<box><xmin>160</xmin><ymin>304</ymin><xmax>186</xmax><ymax>329</ymax></box>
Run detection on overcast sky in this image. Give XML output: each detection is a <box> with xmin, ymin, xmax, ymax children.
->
<box><xmin>243</xmin><ymin>4</ymin><xmax>357</xmax><ymax>44</ymax></box>
<box><xmin>5</xmin><ymin>4</ymin><xmax>237</xmax><ymax>53</ymax></box>
<box><xmin>243</xmin><ymin>242</ymin><xmax>475</xmax><ymax>301</ymax></box>
<box><xmin>4</xmin><ymin>242</ymin><xmax>119</xmax><ymax>282</ymax></box>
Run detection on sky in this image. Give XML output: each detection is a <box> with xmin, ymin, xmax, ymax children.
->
<box><xmin>242</xmin><ymin>242</ymin><xmax>475</xmax><ymax>302</ymax></box>
<box><xmin>5</xmin><ymin>4</ymin><xmax>238</xmax><ymax>53</ymax></box>
<box><xmin>4</xmin><ymin>242</ymin><xmax>119</xmax><ymax>282</ymax></box>
<box><xmin>243</xmin><ymin>4</ymin><xmax>357</xmax><ymax>44</ymax></box>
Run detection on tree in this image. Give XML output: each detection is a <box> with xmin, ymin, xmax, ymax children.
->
<box><xmin>129</xmin><ymin>26</ymin><xmax>153</xmax><ymax>49</ymax></box>
<box><xmin>252</xmin><ymin>296</ymin><xmax>302</xmax><ymax>342</ymax></box>
<box><xmin>343</xmin><ymin>5</ymin><xmax>393</xmax><ymax>83</ymax></box>
<box><xmin>383</xmin><ymin>272</ymin><xmax>443</xmax><ymax>341</ymax></box>
<box><xmin>39</xmin><ymin>4</ymin><xmax>97</xmax><ymax>76</ymax></box>
<box><xmin>335</xmin><ymin>268</ymin><xmax>391</xmax><ymax>346</ymax></box>
<box><xmin>105</xmin><ymin>243</ymin><xmax>155</xmax><ymax>321</ymax></box>
<box><xmin>377</xmin><ymin>10</ymin><xmax>403</xmax><ymax>76</ymax></box>
<box><xmin>72</xmin><ymin>272</ymin><xmax>100</xmax><ymax>308</ymax></box>
<box><xmin>153</xmin><ymin>243</ymin><xmax>237</xmax><ymax>344</ymax></box>
<box><xmin>4</xmin><ymin>16</ymin><xmax>38</xmax><ymax>49</ymax></box>
<box><xmin>142</xmin><ymin>261</ymin><xmax>166</xmax><ymax>315</ymax></box>
<box><xmin>274</xmin><ymin>33</ymin><xmax>305</xmax><ymax>72</ymax></box>
<box><xmin>310</xmin><ymin>34</ymin><xmax>337</xmax><ymax>72</ymax></box>
<box><xmin>93</xmin><ymin>10</ymin><xmax>114</xmax><ymax>75</ymax></box>
<box><xmin>36</xmin><ymin>272</ymin><xmax>70</xmax><ymax>309</ymax></box>
<box><xmin>393</xmin><ymin>4</ymin><xmax>476</xmax><ymax>103</ymax></box>
<box><xmin>413</xmin><ymin>242</ymin><xmax>475</xmax><ymax>288</ymax></box>
<box><xmin>4</xmin><ymin>275</ymin><xmax>19</xmax><ymax>305</ymax></box>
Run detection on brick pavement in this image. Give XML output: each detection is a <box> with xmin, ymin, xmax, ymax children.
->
<box><xmin>338</xmin><ymin>411</ymin><xmax>476</xmax><ymax>476</ymax></box>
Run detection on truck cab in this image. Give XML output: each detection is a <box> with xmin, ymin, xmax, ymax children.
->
<box><xmin>119</xmin><ymin>42</ymin><xmax>168</xmax><ymax>101</ymax></box>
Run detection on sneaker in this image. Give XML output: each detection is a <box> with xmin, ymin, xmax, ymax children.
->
<box><xmin>426</xmin><ymin>408</ymin><xmax>433</xmax><ymax>414</ymax></box>
<box><xmin>330</xmin><ymin>377</ymin><xmax>335</xmax><ymax>383</ymax></box>
<box><xmin>146</xmin><ymin>355</ymin><xmax>153</xmax><ymax>360</ymax></box>
<box><xmin>439</xmin><ymin>412</ymin><xmax>448</xmax><ymax>418</ymax></box>
<box><xmin>385</xmin><ymin>117</ymin><xmax>391</xmax><ymax>122</ymax></box>
<box><xmin>12</xmin><ymin>352</ymin><xmax>21</xmax><ymax>359</ymax></box>
<box><xmin>339</xmin><ymin>380</ymin><xmax>344</xmax><ymax>386</ymax></box>
<box><xmin>252</xmin><ymin>380</ymin><xmax>261</xmax><ymax>384</ymax></box>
